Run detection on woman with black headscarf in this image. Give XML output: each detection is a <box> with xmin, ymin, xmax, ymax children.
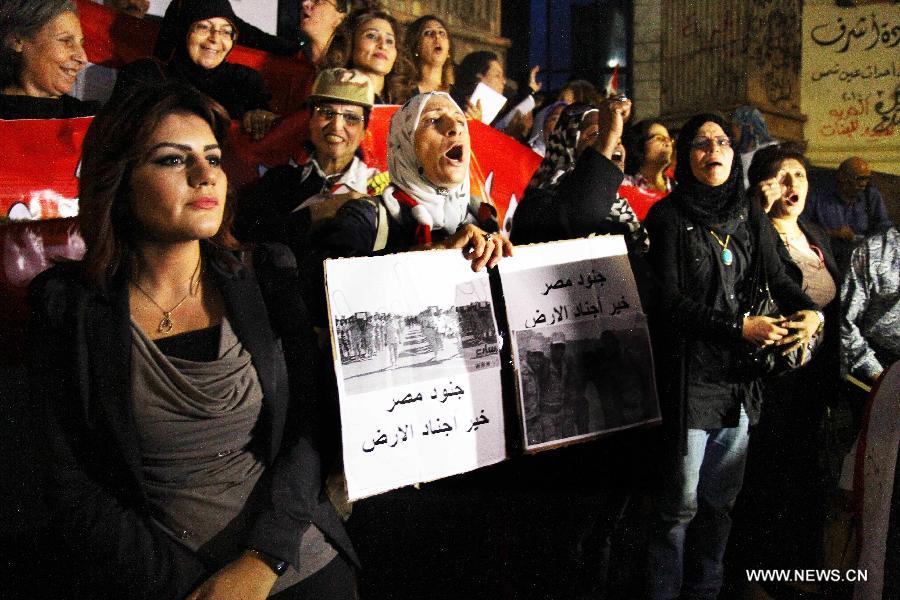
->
<box><xmin>111</xmin><ymin>0</ymin><xmax>275</xmax><ymax>140</ymax></box>
<box><xmin>642</xmin><ymin>113</ymin><xmax>822</xmax><ymax>599</ymax></box>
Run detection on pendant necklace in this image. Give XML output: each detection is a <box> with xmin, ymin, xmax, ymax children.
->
<box><xmin>131</xmin><ymin>256</ymin><xmax>202</xmax><ymax>334</ymax></box>
<box><xmin>709</xmin><ymin>230</ymin><xmax>733</xmax><ymax>266</ymax></box>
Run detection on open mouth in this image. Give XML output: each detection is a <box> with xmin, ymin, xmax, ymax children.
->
<box><xmin>704</xmin><ymin>161</ymin><xmax>723</xmax><ymax>169</ymax></box>
<box><xmin>611</xmin><ymin>149</ymin><xmax>623</xmax><ymax>162</ymax></box>
<box><xmin>325</xmin><ymin>134</ymin><xmax>345</xmax><ymax>143</ymax></box>
<box><xmin>784</xmin><ymin>192</ymin><xmax>799</xmax><ymax>205</ymax></box>
<box><xmin>445</xmin><ymin>144</ymin><xmax>463</xmax><ymax>161</ymax></box>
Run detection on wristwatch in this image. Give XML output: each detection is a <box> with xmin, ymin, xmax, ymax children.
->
<box><xmin>246</xmin><ymin>548</ymin><xmax>289</xmax><ymax>576</ymax></box>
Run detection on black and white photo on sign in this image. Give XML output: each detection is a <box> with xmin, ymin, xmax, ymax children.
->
<box><xmin>514</xmin><ymin>314</ymin><xmax>659</xmax><ymax>449</ymax></box>
<box><xmin>325</xmin><ymin>250</ymin><xmax>506</xmax><ymax>500</ymax></box>
<box><xmin>332</xmin><ymin>300</ymin><xmax>497</xmax><ymax>389</ymax></box>
<box><xmin>327</xmin><ymin>254</ymin><xmax>499</xmax><ymax>396</ymax></box>
<box><xmin>497</xmin><ymin>236</ymin><xmax>660</xmax><ymax>450</ymax></box>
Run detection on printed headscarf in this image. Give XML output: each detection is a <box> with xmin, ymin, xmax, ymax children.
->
<box><xmin>527</xmin><ymin>100</ymin><xmax>568</xmax><ymax>156</ymax></box>
<box><xmin>732</xmin><ymin>105</ymin><xmax>773</xmax><ymax>154</ymax></box>
<box><xmin>382</xmin><ymin>92</ymin><xmax>475</xmax><ymax>241</ymax></box>
<box><xmin>526</xmin><ymin>103</ymin><xmax>598</xmax><ymax>191</ymax></box>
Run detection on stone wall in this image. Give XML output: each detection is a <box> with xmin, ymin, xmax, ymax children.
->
<box><xmin>386</xmin><ymin>0</ymin><xmax>509</xmax><ymax>58</ymax></box>
<box><xmin>632</xmin><ymin>0</ymin><xmax>805</xmax><ymax>141</ymax></box>
<box><xmin>631</xmin><ymin>0</ymin><xmax>663</xmax><ymax>120</ymax></box>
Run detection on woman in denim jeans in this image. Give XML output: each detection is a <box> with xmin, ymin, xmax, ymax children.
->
<box><xmin>641</xmin><ymin>113</ymin><xmax>821</xmax><ymax>599</ymax></box>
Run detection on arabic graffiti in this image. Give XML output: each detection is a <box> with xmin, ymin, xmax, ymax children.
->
<box><xmin>678</xmin><ymin>7</ymin><xmax>740</xmax><ymax>49</ymax></box>
<box><xmin>873</xmin><ymin>82</ymin><xmax>900</xmax><ymax>133</ymax></box>
<box><xmin>810</xmin><ymin>14</ymin><xmax>900</xmax><ymax>54</ymax></box>
<box><xmin>810</xmin><ymin>60</ymin><xmax>900</xmax><ymax>84</ymax></box>
<box><xmin>818</xmin><ymin>87</ymin><xmax>898</xmax><ymax>139</ymax></box>
<box><xmin>806</xmin><ymin>5</ymin><xmax>900</xmax><ymax>144</ymax></box>
<box><xmin>360</xmin><ymin>411</ymin><xmax>493</xmax><ymax>454</ymax></box>
<box><xmin>749</xmin><ymin>0</ymin><xmax>802</xmax><ymax>109</ymax></box>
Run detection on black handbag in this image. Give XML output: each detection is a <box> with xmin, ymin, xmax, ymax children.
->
<box><xmin>739</xmin><ymin>256</ymin><xmax>822</xmax><ymax>378</ymax></box>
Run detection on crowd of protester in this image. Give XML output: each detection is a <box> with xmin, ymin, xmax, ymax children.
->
<box><xmin>1</xmin><ymin>0</ymin><xmax>897</xmax><ymax>599</ymax></box>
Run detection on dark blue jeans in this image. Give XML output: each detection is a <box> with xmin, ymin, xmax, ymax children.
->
<box><xmin>646</xmin><ymin>407</ymin><xmax>749</xmax><ymax>599</ymax></box>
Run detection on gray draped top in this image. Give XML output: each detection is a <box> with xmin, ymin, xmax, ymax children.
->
<box><xmin>130</xmin><ymin>317</ymin><xmax>336</xmax><ymax>593</ymax></box>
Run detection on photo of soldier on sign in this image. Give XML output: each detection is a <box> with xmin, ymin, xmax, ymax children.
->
<box><xmin>515</xmin><ymin>314</ymin><xmax>658</xmax><ymax>449</ymax></box>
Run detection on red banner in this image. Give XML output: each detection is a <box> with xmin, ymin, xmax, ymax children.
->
<box><xmin>0</xmin><ymin>114</ymin><xmax>541</xmax><ymax>365</ymax></box>
<box><xmin>0</xmin><ymin>2</ymin><xmax>543</xmax><ymax>364</ymax></box>
<box><xmin>0</xmin><ymin>107</ymin><xmax>540</xmax><ymax>225</ymax></box>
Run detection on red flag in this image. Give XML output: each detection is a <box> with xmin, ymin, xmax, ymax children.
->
<box><xmin>0</xmin><ymin>109</ymin><xmax>543</xmax><ymax>365</ymax></box>
<box><xmin>618</xmin><ymin>184</ymin><xmax>667</xmax><ymax>221</ymax></box>
<box><xmin>605</xmin><ymin>65</ymin><xmax>620</xmax><ymax>97</ymax></box>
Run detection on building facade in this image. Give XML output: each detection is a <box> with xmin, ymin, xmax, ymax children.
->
<box><xmin>632</xmin><ymin>0</ymin><xmax>898</xmax><ymax>176</ymax></box>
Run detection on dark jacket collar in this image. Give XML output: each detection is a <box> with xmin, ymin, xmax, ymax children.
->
<box><xmin>85</xmin><ymin>245</ymin><xmax>287</xmax><ymax>484</ymax></box>
<box><xmin>798</xmin><ymin>219</ymin><xmax>839</xmax><ymax>280</ymax></box>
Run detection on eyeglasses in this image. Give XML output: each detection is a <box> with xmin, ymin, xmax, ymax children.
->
<box><xmin>690</xmin><ymin>136</ymin><xmax>731</xmax><ymax>151</ymax></box>
<box><xmin>313</xmin><ymin>106</ymin><xmax>364</xmax><ymax>126</ymax></box>
<box><xmin>648</xmin><ymin>134</ymin><xmax>674</xmax><ymax>144</ymax></box>
<box><xmin>191</xmin><ymin>22</ymin><xmax>237</xmax><ymax>40</ymax></box>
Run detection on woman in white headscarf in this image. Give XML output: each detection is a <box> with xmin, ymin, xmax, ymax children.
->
<box><xmin>299</xmin><ymin>91</ymin><xmax>512</xmax><ymax>323</ymax></box>
<box><xmin>313</xmin><ymin>91</ymin><xmax>511</xmax><ymax>268</ymax></box>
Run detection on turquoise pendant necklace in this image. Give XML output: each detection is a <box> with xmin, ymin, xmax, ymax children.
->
<box><xmin>709</xmin><ymin>230</ymin><xmax>733</xmax><ymax>266</ymax></box>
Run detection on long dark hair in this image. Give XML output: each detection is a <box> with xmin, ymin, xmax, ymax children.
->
<box><xmin>79</xmin><ymin>82</ymin><xmax>237</xmax><ymax>288</ymax></box>
<box><xmin>0</xmin><ymin>0</ymin><xmax>77</xmax><ymax>89</ymax></box>
<box><xmin>325</xmin><ymin>10</ymin><xmax>415</xmax><ymax>104</ymax></box>
<box><xmin>622</xmin><ymin>119</ymin><xmax>658</xmax><ymax>176</ymax></box>
<box><xmin>406</xmin><ymin>15</ymin><xmax>455</xmax><ymax>91</ymax></box>
<box><xmin>452</xmin><ymin>50</ymin><xmax>499</xmax><ymax>106</ymax></box>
